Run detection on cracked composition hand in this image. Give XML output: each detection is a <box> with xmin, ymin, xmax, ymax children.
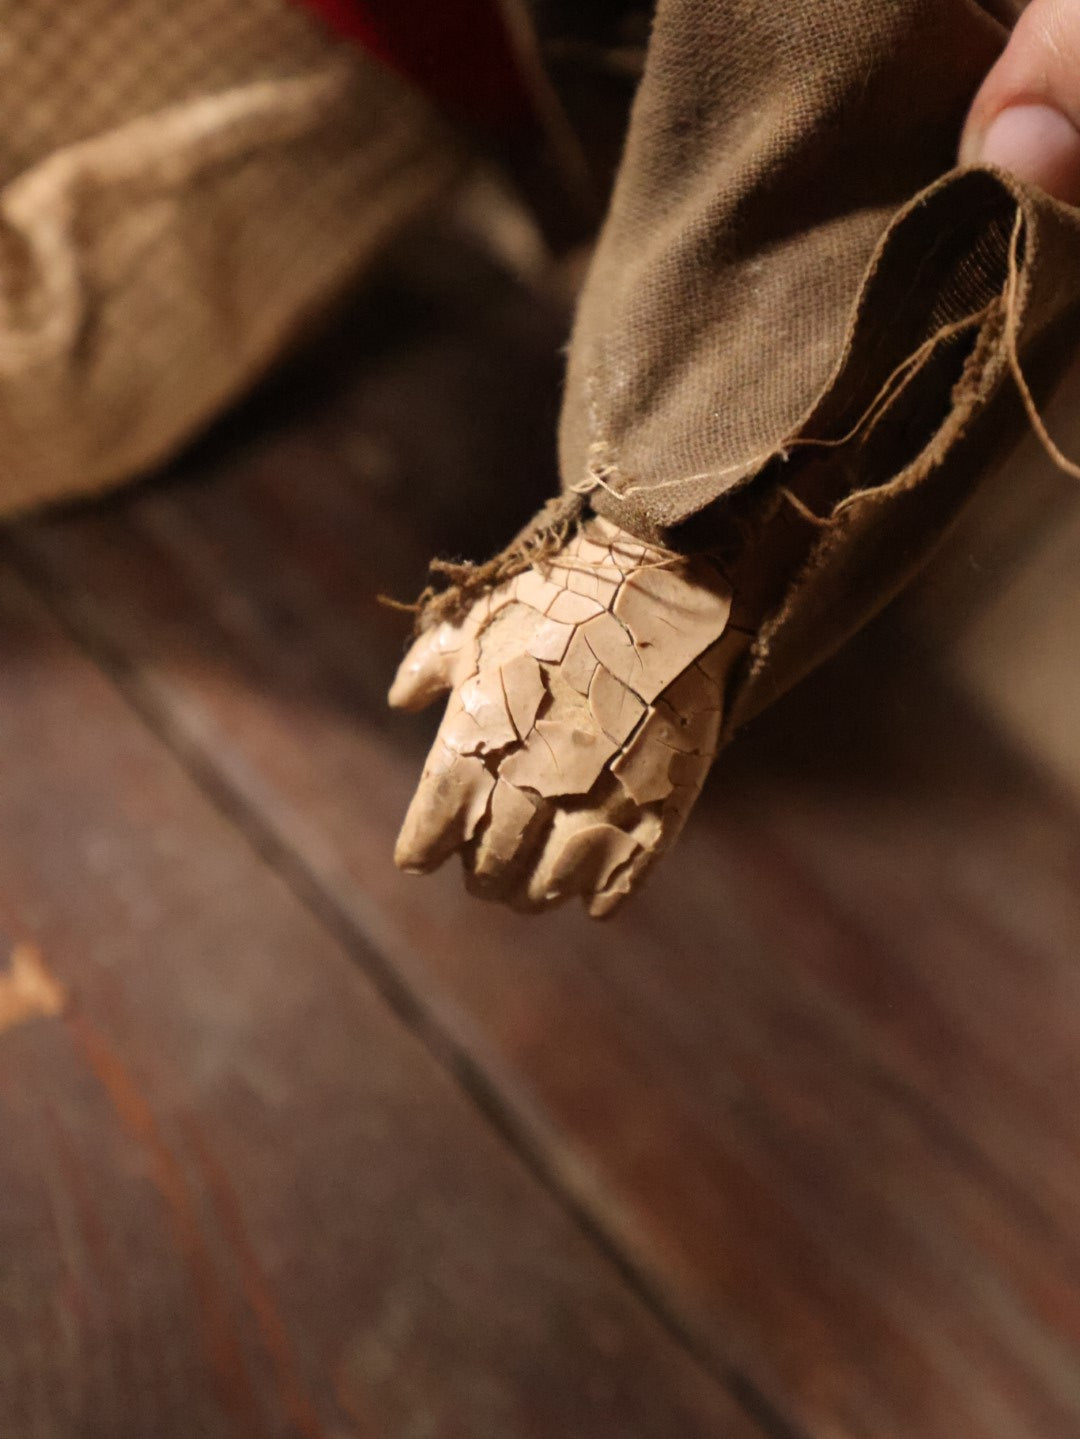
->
<box><xmin>389</xmin><ymin>518</ymin><xmax>738</xmax><ymax>917</ymax></box>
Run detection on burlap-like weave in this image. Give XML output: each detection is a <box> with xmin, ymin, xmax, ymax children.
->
<box><xmin>0</xmin><ymin>0</ymin><xmax>456</xmax><ymax>514</ymax></box>
<box><xmin>554</xmin><ymin>0</ymin><xmax>1080</xmax><ymax>728</ymax></box>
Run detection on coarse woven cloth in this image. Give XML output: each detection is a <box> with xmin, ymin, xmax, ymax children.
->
<box><xmin>0</xmin><ymin>0</ymin><xmax>457</xmax><ymax>515</ymax></box>
<box><xmin>550</xmin><ymin>0</ymin><xmax>1080</xmax><ymax>730</ymax></box>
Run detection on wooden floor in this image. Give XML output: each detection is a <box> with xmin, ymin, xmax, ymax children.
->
<box><xmin>3</xmin><ymin>220</ymin><xmax>1080</xmax><ymax>1439</ymax></box>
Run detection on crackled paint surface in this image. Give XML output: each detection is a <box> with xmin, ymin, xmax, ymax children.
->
<box><xmin>389</xmin><ymin>517</ymin><xmax>738</xmax><ymax>916</ymax></box>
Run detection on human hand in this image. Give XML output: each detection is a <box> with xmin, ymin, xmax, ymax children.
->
<box><xmin>389</xmin><ymin>518</ymin><xmax>740</xmax><ymax>917</ymax></box>
<box><xmin>961</xmin><ymin>0</ymin><xmax>1080</xmax><ymax>204</ymax></box>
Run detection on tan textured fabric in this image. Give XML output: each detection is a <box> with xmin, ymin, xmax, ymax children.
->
<box><xmin>0</xmin><ymin>0</ymin><xmax>456</xmax><ymax>514</ymax></box>
<box><xmin>549</xmin><ymin>0</ymin><xmax>1080</xmax><ymax>728</ymax></box>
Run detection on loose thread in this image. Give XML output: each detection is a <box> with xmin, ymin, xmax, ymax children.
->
<box><xmin>778</xmin><ymin>486</ymin><xmax>830</xmax><ymax>527</ymax></box>
<box><xmin>377</xmin><ymin>592</ymin><xmax>421</xmax><ymax>614</ymax></box>
<box><xmin>1003</xmin><ymin>206</ymin><xmax>1080</xmax><ymax>481</ymax></box>
<box><xmin>384</xmin><ymin>492</ymin><xmax>588</xmax><ymax>633</ymax></box>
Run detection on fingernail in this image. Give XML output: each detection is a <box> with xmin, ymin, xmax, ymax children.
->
<box><xmin>965</xmin><ymin>103</ymin><xmax>1080</xmax><ymax>206</ymax></box>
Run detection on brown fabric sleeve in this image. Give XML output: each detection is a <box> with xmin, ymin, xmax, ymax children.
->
<box><xmin>552</xmin><ymin>0</ymin><xmax>1080</xmax><ymax>728</ymax></box>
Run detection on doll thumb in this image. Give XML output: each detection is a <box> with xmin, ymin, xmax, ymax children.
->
<box><xmin>388</xmin><ymin>625</ymin><xmax>460</xmax><ymax>711</ymax></box>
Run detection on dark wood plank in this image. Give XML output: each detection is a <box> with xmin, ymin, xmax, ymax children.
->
<box><xmin>14</xmin><ymin>234</ymin><xmax>1080</xmax><ymax>1438</ymax></box>
<box><xmin>0</xmin><ymin>565</ymin><xmax>755</xmax><ymax>1439</ymax></box>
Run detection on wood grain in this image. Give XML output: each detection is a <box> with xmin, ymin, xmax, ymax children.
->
<box><xmin>0</xmin><ymin>563</ymin><xmax>755</xmax><ymax>1439</ymax></box>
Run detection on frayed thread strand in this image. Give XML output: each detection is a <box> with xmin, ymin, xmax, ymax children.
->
<box><xmin>383</xmin><ymin>492</ymin><xmax>587</xmax><ymax>634</ymax></box>
<box><xmin>1004</xmin><ymin>205</ymin><xmax>1080</xmax><ymax>481</ymax></box>
<box><xmin>778</xmin><ymin>486</ymin><xmax>830</xmax><ymax>527</ymax></box>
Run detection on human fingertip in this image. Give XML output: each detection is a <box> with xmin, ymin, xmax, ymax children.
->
<box><xmin>963</xmin><ymin>102</ymin><xmax>1080</xmax><ymax>206</ymax></box>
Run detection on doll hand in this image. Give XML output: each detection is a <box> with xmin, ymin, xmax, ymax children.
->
<box><xmin>389</xmin><ymin>517</ymin><xmax>737</xmax><ymax>917</ymax></box>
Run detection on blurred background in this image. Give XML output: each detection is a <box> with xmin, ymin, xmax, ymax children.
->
<box><xmin>2</xmin><ymin>3</ymin><xmax>1080</xmax><ymax>1437</ymax></box>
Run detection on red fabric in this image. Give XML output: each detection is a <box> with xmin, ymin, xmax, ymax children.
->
<box><xmin>293</xmin><ymin>0</ymin><xmax>536</xmax><ymax>130</ymax></box>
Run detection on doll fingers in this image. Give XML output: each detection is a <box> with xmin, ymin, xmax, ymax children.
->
<box><xmin>583</xmin><ymin>801</ymin><xmax>689</xmax><ymax>917</ymax></box>
<box><xmin>463</xmin><ymin>779</ymin><xmax>548</xmax><ymax>899</ymax></box>
<box><xmin>579</xmin><ymin>781</ymin><xmax>699</xmax><ymax>918</ymax></box>
<box><xmin>394</xmin><ymin>749</ymin><xmax>495</xmax><ymax>874</ymax></box>
<box><xmin>388</xmin><ymin>622</ymin><xmax>469</xmax><ymax>712</ymax></box>
<box><xmin>525</xmin><ymin>798</ymin><xmax>674</xmax><ymax>917</ymax></box>
<box><xmin>588</xmin><ymin>847</ymin><xmax>655</xmax><ymax>919</ymax></box>
<box><xmin>523</xmin><ymin>817</ymin><xmax>644</xmax><ymax>912</ymax></box>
